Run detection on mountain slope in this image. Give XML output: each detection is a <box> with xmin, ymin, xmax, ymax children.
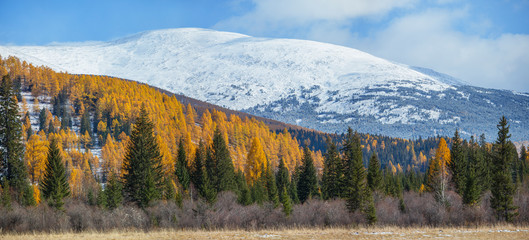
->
<box><xmin>1</xmin><ymin>28</ymin><xmax>528</xmax><ymax>141</ymax></box>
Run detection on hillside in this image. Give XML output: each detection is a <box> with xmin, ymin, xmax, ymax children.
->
<box><xmin>1</xmin><ymin>28</ymin><xmax>527</xmax><ymax>141</ymax></box>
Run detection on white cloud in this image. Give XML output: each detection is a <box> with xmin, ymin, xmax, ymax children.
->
<box><xmin>215</xmin><ymin>1</ymin><xmax>529</xmax><ymax>92</ymax></box>
<box><xmin>350</xmin><ymin>9</ymin><xmax>529</xmax><ymax>92</ymax></box>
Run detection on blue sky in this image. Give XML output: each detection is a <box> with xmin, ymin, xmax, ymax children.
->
<box><xmin>1</xmin><ymin>0</ymin><xmax>528</xmax><ymax>91</ymax></box>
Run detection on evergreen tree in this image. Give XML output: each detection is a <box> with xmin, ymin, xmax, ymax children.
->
<box><xmin>365</xmin><ymin>193</ymin><xmax>377</xmax><ymax>225</ymax></box>
<box><xmin>38</xmin><ymin>108</ymin><xmax>47</xmax><ymax>132</ymax></box>
<box><xmin>192</xmin><ymin>141</ymin><xmax>216</xmax><ymax>203</ymax></box>
<box><xmin>490</xmin><ymin>116</ymin><xmax>518</xmax><ymax>222</ymax></box>
<box><xmin>0</xmin><ymin>75</ymin><xmax>33</xmax><ymax>204</ymax></box>
<box><xmin>235</xmin><ymin>171</ymin><xmax>251</xmax><ymax>205</ymax></box>
<box><xmin>342</xmin><ymin>128</ymin><xmax>367</xmax><ymax>212</ymax></box>
<box><xmin>40</xmin><ymin>139</ymin><xmax>70</xmax><ymax>209</ymax></box>
<box><xmin>122</xmin><ymin>105</ymin><xmax>164</xmax><ymax>208</ymax></box>
<box><xmin>275</xmin><ymin>158</ymin><xmax>290</xmax><ymax>202</ymax></box>
<box><xmin>104</xmin><ymin>173</ymin><xmax>123</xmax><ymax>210</ymax></box>
<box><xmin>297</xmin><ymin>147</ymin><xmax>318</xmax><ymax>203</ymax></box>
<box><xmin>60</xmin><ymin>105</ymin><xmax>72</xmax><ymax>130</ymax></box>
<box><xmin>251</xmin><ymin>177</ymin><xmax>267</xmax><ymax>204</ymax></box>
<box><xmin>322</xmin><ymin>137</ymin><xmax>343</xmax><ymax>199</ymax></box>
<box><xmin>162</xmin><ymin>178</ymin><xmax>176</xmax><ymax>201</ymax></box>
<box><xmin>479</xmin><ymin>134</ymin><xmax>492</xmax><ymax>191</ymax></box>
<box><xmin>264</xmin><ymin>163</ymin><xmax>279</xmax><ymax>208</ymax></box>
<box><xmin>80</xmin><ymin>110</ymin><xmax>91</xmax><ymax>136</ymax></box>
<box><xmin>280</xmin><ymin>186</ymin><xmax>292</xmax><ymax>216</ymax></box>
<box><xmin>175</xmin><ymin>138</ymin><xmax>190</xmax><ymax>191</ymax></box>
<box><xmin>289</xmin><ymin>170</ymin><xmax>300</xmax><ymax>204</ymax></box>
<box><xmin>210</xmin><ymin>127</ymin><xmax>236</xmax><ymax>192</ymax></box>
<box><xmin>462</xmin><ymin>141</ymin><xmax>484</xmax><ymax>206</ymax></box>
<box><xmin>97</xmin><ymin>185</ymin><xmax>107</xmax><ymax>208</ymax></box>
<box><xmin>450</xmin><ymin>129</ymin><xmax>467</xmax><ymax>195</ymax></box>
<box><xmin>367</xmin><ymin>153</ymin><xmax>383</xmax><ymax>192</ymax></box>
<box><xmin>1</xmin><ymin>182</ymin><xmax>11</xmax><ymax>209</ymax></box>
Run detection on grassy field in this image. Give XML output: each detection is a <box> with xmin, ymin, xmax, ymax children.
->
<box><xmin>2</xmin><ymin>226</ymin><xmax>529</xmax><ymax>240</ymax></box>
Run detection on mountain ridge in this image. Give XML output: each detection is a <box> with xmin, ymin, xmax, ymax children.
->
<box><xmin>1</xmin><ymin>28</ymin><xmax>527</xmax><ymax>141</ymax></box>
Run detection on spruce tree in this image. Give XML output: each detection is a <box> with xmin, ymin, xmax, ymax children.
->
<box><xmin>450</xmin><ymin>129</ymin><xmax>467</xmax><ymax>195</ymax></box>
<box><xmin>122</xmin><ymin>105</ymin><xmax>164</xmax><ymax>208</ymax></box>
<box><xmin>192</xmin><ymin>141</ymin><xmax>216</xmax><ymax>203</ymax></box>
<box><xmin>40</xmin><ymin>139</ymin><xmax>70</xmax><ymax>209</ymax></box>
<box><xmin>343</xmin><ymin>128</ymin><xmax>367</xmax><ymax>212</ymax></box>
<box><xmin>235</xmin><ymin>171</ymin><xmax>251</xmax><ymax>205</ymax></box>
<box><xmin>104</xmin><ymin>173</ymin><xmax>123</xmax><ymax>210</ymax></box>
<box><xmin>367</xmin><ymin>153</ymin><xmax>383</xmax><ymax>192</ymax></box>
<box><xmin>251</xmin><ymin>177</ymin><xmax>267</xmax><ymax>204</ymax></box>
<box><xmin>365</xmin><ymin>193</ymin><xmax>377</xmax><ymax>225</ymax></box>
<box><xmin>210</xmin><ymin>127</ymin><xmax>236</xmax><ymax>192</ymax></box>
<box><xmin>490</xmin><ymin>116</ymin><xmax>518</xmax><ymax>221</ymax></box>
<box><xmin>0</xmin><ymin>75</ymin><xmax>33</xmax><ymax>204</ymax></box>
<box><xmin>175</xmin><ymin>138</ymin><xmax>190</xmax><ymax>191</ymax></box>
<box><xmin>280</xmin><ymin>186</ymin><xmax>292</xmax><ymax>216</ymax></box>
<box><xmin>462</xmin><ymin>141</ymin><xmax>483</xmax><ymax>206</ymax></box>
<box><xmin>80</xmin><ymin>110</ymin><xmax>91</xmax><ymax>136</ymax></box>
<box><xmin>322</xmin><ymin>138</ymin><xmax>343</xmax><ymax>199</ymax></box>
<box><xmin>38</xmin><ymin>108</ymin><xmax>47</xmax><ymax>132</ymax></box>
<box><xmin>264</xmin><ymin>163</ymin><xmax>279</xmax><ymax>208</ymax></box>
<box><xmin>297</xmin><ymin>147</ymin><xmax>318</xmax><ymax>203</ymax></box>
<box><xmin>276</xmin><ymin>158</ymin><xmax>290</xmax><ymax>202</ymax></box>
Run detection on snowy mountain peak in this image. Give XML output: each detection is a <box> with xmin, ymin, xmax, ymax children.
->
<box><xmin>1</xmin><ymin>28</ymin><xmax>527</xmax><ymax>141</ymax></box>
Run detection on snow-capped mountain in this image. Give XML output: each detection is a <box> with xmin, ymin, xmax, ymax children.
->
<box><xmin>1</xmin><ymin>28</ymin><xmax>528</xmax><ymax>141</ymax></box>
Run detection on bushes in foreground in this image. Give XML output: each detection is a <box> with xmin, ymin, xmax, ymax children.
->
<box><xmin>1</xmin><ymin>190</ymin><xmax>528</xmax><ymax>233</ymax></box>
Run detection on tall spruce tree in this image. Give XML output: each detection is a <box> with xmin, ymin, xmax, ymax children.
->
<box><xmin>322</xmin><ymin>138</ymin><xmax>343</xmax><ymax>199</ymax></box>
<box><xmin>462</xmin><ymin>141</ymin><xmax>484</xmax><ymax>206</ymax></box>
<box><xmin>122</xmin><ymin>105</ymin><xmax>164</xmax><ymax>208</ymax></box>
<box><xmin>367</xmin><ymin>153</ymin><xmax>383</xmax><ymax>192</ymax></box>
<box><xmin>38</xmin><ymin>108</ymin><xmax>47</xmax><ymax>132</ymax></box>
<box><xmin>210</xmin><ymin>127</ymin><xmax>236</xmax><ymax>193</ymax></box>
<box><xmin>275</xmin><ymin>158</ymin><xmax>290</xmax><ymax>202</ymax></box>
<box><xmin>450</xmin><ymin>129</ymin><xmax>467</xmax><ymax>195</ymax></box>
<box><xmin>40</xmin><ymin>139</ymin><xmax>70</xmax><ymax>209</ymax></box>
<box><xmin>104</xmin><ymin>173</ymin><xmax>123</xmax><ymax>210</ymax></box>
<box><xmin>490</xmin><ymin>116</ymin><xmax>518</xmax><ymax>222</ymax></box>
<box><xmin>191</xmin><ymin>141</ymin><xmax>216</xmax><ymax>203</ymax></box>
<box><xmin>80</xmin><ymin>110</ymin><xmax>91</xmax><ymax>136</ymax></box>
<box><xmin>175</xmin><ymin>138</ymin><xmax>190</xmax><ymax>191</ymax></box>
<box><xmin>297</xmin><ymin>147</ymin><xmax>319</xmax><ymax>203</ymax></box>
<box><xmin>264</xmin><ymin>162</ymin><xmax>279</xmax><ymax>207</ymax></box>
<box><xmin>0</xmin><ymin>75</ymin><xmax>33</xmax><ymax>204</ymax></box>
<box><xmin>343</xmin><ymin>128</ymin><xmax>367</xmax><ymax>212</ymax></box>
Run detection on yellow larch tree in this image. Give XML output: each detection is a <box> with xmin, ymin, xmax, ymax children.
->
<box><xmin>245</xmin><ymin>137</ymin><xmax>267</xmax><ymax>185</ymax></box>
<box><xmin>427</xmin><ymin>138</ymin><xmax>451</xmax><ymax>204</ymax></box>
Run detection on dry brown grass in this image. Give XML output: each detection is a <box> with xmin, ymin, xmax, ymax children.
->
<box><xmin>2</xmin><ymin>225</ymin><xmax>528</xmax><ymax>240</ymax></box>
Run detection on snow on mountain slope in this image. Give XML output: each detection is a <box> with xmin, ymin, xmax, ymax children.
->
<box><xmin>1</xmin><ymin>28</ymin><xmax>528</xmax><ymax>141</ymax></box>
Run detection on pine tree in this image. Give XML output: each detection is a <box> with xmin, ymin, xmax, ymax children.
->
<box><xmin>297</xmin><ymin>147</ymin><xmax>318</xmax><ymax>203</ymax></box>
<box><xmin>264</xmin><ymin>162</ymin><xmax>279</xmax><ymax>208</ymax></box>
<box><xmin>104</xmin><ymin>173</ymin><xmax>123</xmax><ymax>210</ymax></box>
<box><xmin>38</xmin><ymin>108</ymin><xmax>47</xmax><ymax>132</ymax></box>
<box><xmin>40</xmin><ymin>139</ymin><xmax>70</xmax><ymax>209</ymax></box>
<box><xmin>191</xmin><ymin>141</ymin><xmax>215</xmax><ymax>203</ymax></box>
<box><xmin>343</xmin><ymin>128</ymin><xmax>367</xmax><ymax>212</ymax></box>
<box><xmin>175</xmin><ymin>138</ymin><xmax>190</xmax><ymax>191</ymax></box>
<box><xmin>80</xmin><ymin>110</ymin><xmax>91</xmax><ymax>136</ymax></box>
<box><xmin>235</xmin><ymin>171</ymin><xmax>251</xmax><ymax>205</ymax></box>
<box><xmin>450</xmin><ymin>129</ymin><xmax>467</xmax><ymax>195</ymax></box>
<box><xmin>280</xmin><ymin>186</ymin><xmax>292</xmax><ymax>216</ymax></box>
<box><xmin>122</xmin><ymin>105</ymin><xmax>164</xmax><ymax>208</ymax></box>
<box><xmin>210</xmin><ymin>127</ymin><xmax>236</xmax><ymax>193</ymax></box>
<box><xmin>251</xmin><ymin>177</ymin><xmax>267</xmax><ymax>204</ymax></box>
<box><xmin>490</xmin><ymin>116</ymin><xmax>518</xmax><ymax>222</ymax></box>
<box><xmin>365</xmin><ymin>193</ymin><xmax>377</xmax><ymax>225</ymax></box>
<box><xmin>0</xmin><ymin>76</ymin><xmax>29</xmax><ymax>197</ymax></box>
<box><xmin>367</xmin><ymin>153</ymin><xmax>383</xmax><ymax>192</ymax></box>
<box><xmin>322</xmin><ymin>137</ymin><xmax>343</xmax><ymax>199</ymax></box>
<box><xmin>462</xmin><ymin>141</ymin><xmax>483</xmax><ymax>206</ymax></box>
<box><xmin>275</xmin><ymin>158</ymin><xmax>290</xmax><ymax>202</ymax></box>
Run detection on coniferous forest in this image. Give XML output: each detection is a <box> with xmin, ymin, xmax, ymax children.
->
<box><xmin>0</xmin><ymin>55</ymin><xmax>528</xmax><ymax>232</ymax></box>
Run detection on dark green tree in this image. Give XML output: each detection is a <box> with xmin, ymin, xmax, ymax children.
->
<box><xmin>235</xmin><ymin>171</ymin><xmax>251</xmax><ymax>205</ymax></box>
<box><xmin>462</xmin><ymin>141</ymin><xmax>484</xmax><ymax>206</ymax></box>
<box><xmin>210</xmin><ymin>127</ymin><xmax>236</xmax><ymax>192</ymax></box>
<box><xmin>191</xmin><ymin>141</ymin><xmax>216</xmax><ymax>203</ymax></box>
<box><xmin>343</xmin><ymin>128</ymin><xmax>367</xmax><ymax>212</ymax></box>
<box><xmin>450</xmin><ymin>129</ymin><xmax>467</xmax><ymax>195</ymax></box>
<box><xmin>251</xmin><ymin>177</ymin><xmax>267</xmax><ymax>204</ymax></box>
<box><xmin>367</xmin><ymin>153</ymin><xmax>383</xmax><ymax>192</ymax></box>
<box><xmin>280</xmin><ymin>186</ymin><xmax>292</xmax><ymax>216</ymax></box>
<box><xmin>322</xmin><ymin>137</ymin><xmax>343</xmax><ymax>199</ymax></box>
<box><xmin>122</xmin><ymin>105</ymin><xmax>164</xmax><ymax>208</ymax></box>
<box><xmin>490</xmin><ymin>116</ymin><xmax>518</xmax><ymax>222</ymax></box>
<box><xmin>297</xmin><ymin>147</ymin><xmax>319</xmax><ymax>203</ymax></box>
<box><xmin>264</xmin><ymin>163</ymin><xmax>279</xmax><ymax>208</ymax></box>
<box><xmin>276</xmin><ymin>158</ymin><xmax>290</xmax><ymax>202</ymax></box>
<box><xmin>0</xmin><ymin>75</ymin><xmax>33</xmax><ymax>205</ymax></box>
<box><xmin>175</xmin><ymin>138</ymin><xmax>190</xmax><ymax>192</ymax></box>
<box><xmin>80</xmin><ymin>110</ymin><xmax>92</xmax><ymax>136</ymax></box>
<box><xmin>40</xmin><ymin>139</ymin><xmax>70</xmax><ymax>209</ymax></box>
<box><xmin>38</xmin><ymin>108</ymin><xmax>47</xmax><ymax>132</ymax></box>
<box><xmin>104</xmin><ymin>173</ymin><xmax>123</xmax><ymax>210</ymax></box>
<box><xmin>365</xmin><ymin>193</ymin><xmax>377</xmax><ymax>225</ymax></box>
